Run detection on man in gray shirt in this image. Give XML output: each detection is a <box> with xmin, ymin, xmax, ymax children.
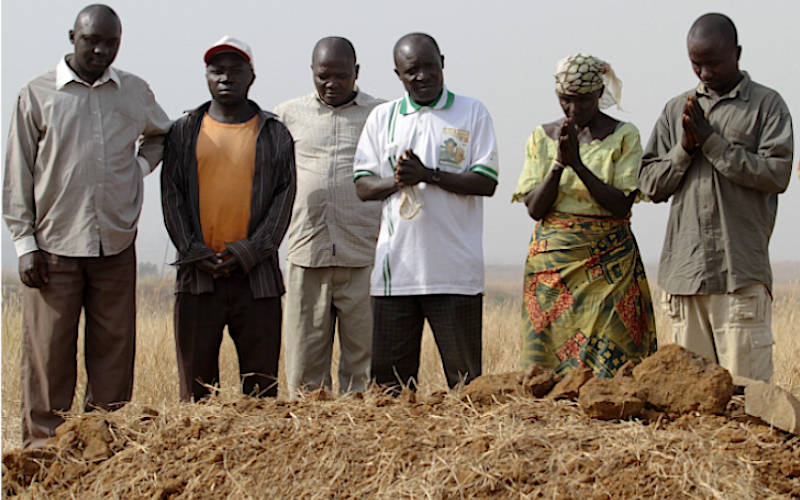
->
<box><xmin>3</xmin><ymin>4</ymin><xmax>170</xmax><ymax>447</ymax></box>
<box><xmin>274</xmin><ymin>37</ymin><xmax>382</xmax><ymax>398</ymax></box>
<box><xmin>639</xmin><ymin>13</ymin><xmax>793</xmax><ymax>382</ymax></box>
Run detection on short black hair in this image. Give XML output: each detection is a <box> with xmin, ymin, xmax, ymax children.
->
<box><xmin>689</xmin><ymin>13</ymin><xmax>738</xmax><ymax>46</ymax></box>
<box><xmin>312</xmin><ymin>36</ymin><xmax>357</xmax><ymax>65</ymax></box>
<box><xmin>393</xmin><ymin>32</ymin><xmax>441</xmax><ymax>60</ymax></box>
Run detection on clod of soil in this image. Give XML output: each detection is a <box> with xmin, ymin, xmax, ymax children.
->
<box><xmin>548</xmin><ymin>366</ymin><xmax>594</xmax><ymax>400</ymax></box>
<box><xmin>460</xmin><ymin>372</ymin><xmax>524</xmax><ymax>404</ymax></box>
<box><xmin>633</xmin><ymin>344</ymin><xmax>734</xmax><ymax>414</ymax></box>
<box><xmin>578</xmin><ymin>377</ymin><xmax>647</xmax><ymax>420</ymax></box>
<box><xmin>522</xmin><ymin>366</ymin><xmax>561</xmax><ymax>397</ymax></box>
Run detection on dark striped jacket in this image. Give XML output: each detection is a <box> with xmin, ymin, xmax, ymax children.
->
<box><xmin>161</xmin><ymin>101</ymin><xmax>296</xmax><ymax>298</ymax></box>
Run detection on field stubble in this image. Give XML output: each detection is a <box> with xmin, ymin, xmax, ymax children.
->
<box><xmin>1</xmin><ymin>268</ymin><xmax>799</xmax><ymax>497</ymax></box>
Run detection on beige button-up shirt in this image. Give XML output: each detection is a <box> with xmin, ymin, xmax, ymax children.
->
<box><xmin>3</xmin><ymin>57</ymin><xmax>171</xmax><ymax>257</ymax></box>
<box><xmin>639</xmin><ymin>72</ymin><xmax>794</xmax><ymax>295</ymax></box>
<box><xmin>274</xmin><ymin>90</ymin><xmax>383</xmax><ymax>268</ymax></box>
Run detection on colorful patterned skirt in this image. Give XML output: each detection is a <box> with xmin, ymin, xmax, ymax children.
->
<box><xmin>521</xmin><ymin>211</ymin><xmax>657</xmax><ymax>377</ymax></box>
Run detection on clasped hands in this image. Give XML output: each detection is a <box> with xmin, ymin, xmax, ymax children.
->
<box><xmin>394</xmin><ymin>149</ymin><xmax>427</xmax><ymax>187</ymax></box>
<box><xmin>681</xmin><ymin>95</ymin><xmax>714</xmax><ymax>153</ymax></box>
<box><xmin>195</xmin><ymin>249</ymin><xmax>240</xmax><ymax>278</ymax></box>
<box><xmin>556</xmin><ymin>119</ymin><xmax>581</xmax><ymax>170</ymax></box>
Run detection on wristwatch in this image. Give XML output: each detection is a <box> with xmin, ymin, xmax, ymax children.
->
<box><xmin>431</xmin><ymin>167</ymin><xmax>441</xmax><ymax>183</ymax></box>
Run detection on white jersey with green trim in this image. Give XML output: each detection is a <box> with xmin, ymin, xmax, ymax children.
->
<box><xmin>353</xmin><ymin>86</ymin><xmax>499</xmax><ymax>296</ymax></box>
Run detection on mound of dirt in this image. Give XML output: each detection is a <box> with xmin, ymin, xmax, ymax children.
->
<box><xmin>3</xmin><ymin>392</ymin><xmax>799</xmax><ymax>499</ymax></box>
<box><xmin>3</xmin><ymin>346</ymin><xmax>797</xmax><ymax>498</ymax></box>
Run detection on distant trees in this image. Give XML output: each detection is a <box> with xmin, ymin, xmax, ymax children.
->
<box><xmin>138</xmin><ymin>261</ymin><xmax>160</xmax><ymax>278</ymax></box>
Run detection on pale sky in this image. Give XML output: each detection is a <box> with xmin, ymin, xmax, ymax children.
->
<box><xmin>2</xmin><ymin>0</ymin><xmax>798</xmax><ymax>271</ymax></box>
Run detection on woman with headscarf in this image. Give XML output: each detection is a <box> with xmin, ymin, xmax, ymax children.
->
<box><xmin>511</xmin><ymin>54</ymin><xmax>656</xmax><ymax>377</ymax></box>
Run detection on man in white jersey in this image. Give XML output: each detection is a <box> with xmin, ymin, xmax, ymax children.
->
<box><xmin>354</xmin><ymin>32</ymin><xmax>499</xmax><ymax>392</ymax></box>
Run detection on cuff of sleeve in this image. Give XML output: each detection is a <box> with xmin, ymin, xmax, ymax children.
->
<box><xmin>226</xmin><ymin>239</ymin><xmax>266</xmax><ymax>273</ymax></box>
<box><xmin>14</xmin><ymin>236</ymin><xmax>38</xmax><ymax>257</ymax></box>
<box><xmin>138</xmin><ymin>156</ymin><xmax>152</xmax><ymax>177</ymax></box>
<box><xmin>353</xmin><ymin>170</ymin><xmax>375</xmax><ymax>182</ymax></box>
<box><xmin>666</xmin><ymin>144</ymin><xmax>694</xmax><ymax>174</ymax></box>
<box><xmin>701</xmin><ymin>132</ymin><xmax>728</xmax><ymax>162</ymax></box>
<box><xmin>172</xmin><ymin>241</ymin><xmax>215</xmax><ymax>265</ymax></box>
<box><xmin>469</xmin><ymin>164</ymin><xmax>499</xmax><ymax>182</ymax></box>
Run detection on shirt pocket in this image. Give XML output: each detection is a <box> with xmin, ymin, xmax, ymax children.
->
<box><xmin>108</xmin><ymin>107</ymin><xmax>144</xmax><ymax>145</ymax></box>
<box><xmin>726</xmin><ymin>127</ymin><xmax>757</xmax><ymax>152</ymax></box>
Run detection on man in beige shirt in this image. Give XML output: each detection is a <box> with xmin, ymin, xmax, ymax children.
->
<box><xmin>3</xmin><ymin>5</ymin><xmax>170</xmax><ymax>447</ymax></box>
<box><xmin>274</xmin><ymin>37</ymin><xmax>382</xmax><ymax>398</ymax></box>
<box><xmin>639</xmin><ymin>13</ymin><xmax>793</xmax><ymax>381</ymax></box>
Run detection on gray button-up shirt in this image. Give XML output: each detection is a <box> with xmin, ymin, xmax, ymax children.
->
<box><xmin>639</xmin><ymin>72</ymin><xmax>793</xmax><ymax>295</ymax></box>
<box><xmin>3</xmin><ymin>57</ymin><xmax>171</xmax><ymax>257</ymax></box>
<box><xmin>274</xmin><ymin>90</ymin><xmax>383</xmax><ymax>268</ymax></box>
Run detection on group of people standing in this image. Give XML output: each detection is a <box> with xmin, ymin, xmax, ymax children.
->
<box><xmin>3</xmin><ymin>4</ymin><xmax>793</xmax><ymax>449</ymax></box>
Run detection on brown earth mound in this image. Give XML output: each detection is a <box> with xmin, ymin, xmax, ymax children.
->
<box><xmin>3</xmin><ymin>346</ymin><xmax>797</xmax><ymax>498</ymax></box>
<box><xmin>3</xmin><ymin>391</ymin><xmax>799</xmax><ymax>498</ymax></box>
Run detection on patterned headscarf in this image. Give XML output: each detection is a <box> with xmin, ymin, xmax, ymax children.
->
<box><xmin>554</xmin><ymin>53</ymin><xmax>623</xmax><ymax>110</ymax></box>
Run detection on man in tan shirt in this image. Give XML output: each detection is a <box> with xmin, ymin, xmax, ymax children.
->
<box><xmin>274</xmin><ymin>37</ymin><xmax>382</xmax><ymax>398</ymax></box>
<box><xmin>3</xmin><ymin>5</ymin><xmax>170</xmax><ymax>448</ymax></box>
<box><xmin>161</xmin><ymin>36</ymin><xmax>296</xmax><ymax>401</ymax></box>
<box><xmin>639</xmin><ymin>13</ymin><xmax>794</xmax><ymax>381</ymax></box>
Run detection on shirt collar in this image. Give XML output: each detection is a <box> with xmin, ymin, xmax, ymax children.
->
<box><xmin>56</xmin><ymin>56</ymin><xmax>120</xmax><ymax>90</ymax></box>
<box><xmin>399</xmin><ymin>85</ymin><xmax>455</xmax><ymax>115</ymax></box>
<box><xmin>696</xmin><ymin>71</ymin><xmax>751</xmax><ymax>102</ymax></box>
<box><xmin>314</xmin><ymin>86</ymin><xmax>365</xmax><ymax>110</ymax></box>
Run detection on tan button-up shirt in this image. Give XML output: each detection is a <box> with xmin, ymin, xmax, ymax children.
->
<box><xmin>639</xmin><ymin>72</ymin><xmax>793</xmax><ymax>295</ymax></box>
<box><xmin>274</xmin><ymin>90</ymin><xmax>383</xmax><ymax>268</ymax></box>
<box><xmin>3</xmin><ymin>57</ymin><xmax>171</xmax><ymax>257</ymax></box>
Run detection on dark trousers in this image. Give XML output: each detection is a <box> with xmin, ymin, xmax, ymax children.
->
<box><xmin>371</xmin><ymin>294</ymin><xmax>482</xmax><ymax>392</ymax></box>
<box><xmin>174</xmin><ymin>272</ymin><xmax>282</xmax><ymax>401</ymax></box>
<box><xmin>21</xmin><ymin>245</ymin><xmax>136</xmax><ymax>448</ymax></box>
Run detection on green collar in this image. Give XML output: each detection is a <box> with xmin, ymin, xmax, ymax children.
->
<box><xmin>399</xmin><ymin>87</ymin><xmax>455</xmax><ymax>115</ymax></box>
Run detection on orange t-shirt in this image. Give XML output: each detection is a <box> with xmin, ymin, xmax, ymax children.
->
<box><xmin>196</xmin><ymin>113</ymin><xmax>259</xmax><ymax>253</ymax></box>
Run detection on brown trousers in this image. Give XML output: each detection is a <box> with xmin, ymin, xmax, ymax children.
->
<box><xmin>174</xmin><ymin>271</ymin><xmax>282</xmax><ymax>402</ymax></box>
<box><xmin>21</xmin><ymin>245</ymin><xmax>136</xmax><ymax>448</ymax></box>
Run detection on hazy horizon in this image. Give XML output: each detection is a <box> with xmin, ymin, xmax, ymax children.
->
<box><xmin>2</xmin><ymin>0</ymin><xmax>798</xmax><ymax>272</ymax></box>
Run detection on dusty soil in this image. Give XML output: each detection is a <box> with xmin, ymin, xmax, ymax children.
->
<box><xmin>4</xmin><ymin>346</ymin><xmax>798</xmax><ymax>498</ymax></box>
<box><xmin>3</xmin><ymin>392</ymin><xmax>798</xmax><ymax>499</ymax></box>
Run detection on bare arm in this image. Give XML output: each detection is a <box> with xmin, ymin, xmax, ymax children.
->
<box><xmin>570</xmin><ymin>162</ymin><xmax>636</xmax><ymax>218</ymax></box>
<box><xmin>559</xmin><ymin>121</ymin><xmax>634</xmax><ymax>218</ymax></box>
<box><xmin>395</xmin><ymin>149</ymin><xmax>497</xmax><ymax>196</ymax></box>
<box><xmin>524</xmin><ymin>164</ymin><xmax>563</xmax><ymax>220</ymax></box>
<box><xmin>355</xmin><ymin>175</ymin><xmax>399</xmax><ymax>201</ymax></box>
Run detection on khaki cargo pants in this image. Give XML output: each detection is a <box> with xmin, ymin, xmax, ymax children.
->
<box><xmin>664</xmin><ymin>284</ymin><xmax>774</xmax><ymax>382</ymax></box>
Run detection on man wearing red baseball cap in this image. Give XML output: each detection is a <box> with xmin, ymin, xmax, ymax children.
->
<box><xmin>161</xmin><ymin>35</ymin><xmax>296</xmax><ymax>401</ymax></box>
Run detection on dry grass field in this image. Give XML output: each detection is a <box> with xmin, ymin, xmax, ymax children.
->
<box><xmin>1</xmin><ymin>265</ymin><xmax>799</xmax><ymax>497</ymax></box>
